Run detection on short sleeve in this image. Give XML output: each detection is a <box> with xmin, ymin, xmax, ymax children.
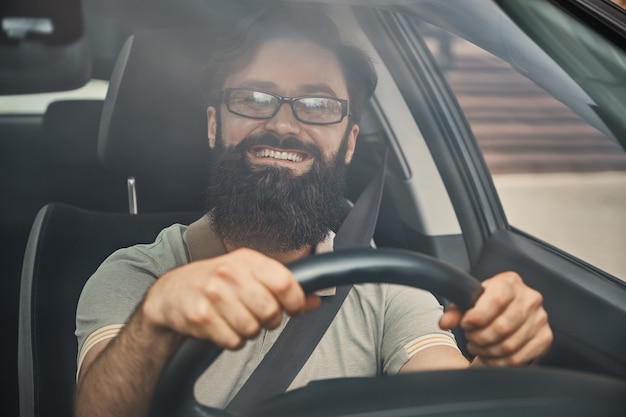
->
<box><xmin>381</xmin><ymin>284</ymin><xmax>458</xmax><ymax>374</ymax></box>
<box><xmin>75</xmin><ymin>224</ymin><xmax>190</xmax><ymax>372</ymax></box>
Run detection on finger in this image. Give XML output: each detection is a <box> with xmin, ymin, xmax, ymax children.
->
<box><xmin>460</xmin><ymin>273</ymin><xmax>519</xmax><ymax>331</ymax></box>
<box><xmin>439</xmin><ymin>303</ymin><xmax>463</xmax><ymax>330</ymax></box>
<box><xmin>474</xmin><ymin>325</ymin><xmax>553</xmax><ymax>367</ymax></box>
<box><xmin>466</xmin><ymin>317</ymin><xmax>533</xmax><ymax>359</ymax></box>
<box><xmin>227</xmin><ymin>271</ymin><xmax>286</xmax><ymax>329</ymax></box>
<box><xmin>177</xmin><ymin>298</ymin><xmax>246</xmax><ymax>350</ymax></box>
<box><xmin>463</xmin><ymin>302</ymin><xmax>526</xmax><ymax>347</ymax></box>
<box><xmin>465</xmin><ymin>280</ymin><xmax>546</xmax><ymax>349</ymax></box>
<box><xmin>467</xmin><ymin>306</ymin><xmax>550</xmax><ymax>360</ymax></box>
<box><xmin>198</xmin><ymin>277</ymin><xmax>270</xmax><ymax>339</ymax></box>
<box><xmin>214</xmin><ymin>249</ymin><xmax>306</xmax><ymax>317</ymax></box>
<box><xmin>246</xmin><ymin>251</ymin><xmax>307</xmax><ymax>315</ymax></box>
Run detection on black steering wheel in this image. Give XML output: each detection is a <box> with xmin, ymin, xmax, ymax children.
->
<box><xmin>149</xmin><ymin>248</ymin><xmax>626</xmax><ymax>417</ymax></box>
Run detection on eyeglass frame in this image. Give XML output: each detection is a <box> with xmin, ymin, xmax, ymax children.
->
<box><xmin>222</xmin><ymin>88</ymin><xmax>350</xmax><ymax>125</ymax></box>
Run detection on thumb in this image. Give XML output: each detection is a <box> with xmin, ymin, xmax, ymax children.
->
<box><xmin>439</xmin><ymin>303</ymin><xmax>463</xmax><ymax>330</ymax></box>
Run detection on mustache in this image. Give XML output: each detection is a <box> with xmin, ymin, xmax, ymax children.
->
<box><xmin>234</xmin><ymin>134</ymin><xmax>323</xmax><ymax>160</ymax></box>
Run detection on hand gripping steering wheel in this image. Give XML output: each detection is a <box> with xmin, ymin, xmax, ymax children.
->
<box><xmin>148</xmin><ymin>248</ymin><xmax>626</xmax><ymax>417</ymax></box>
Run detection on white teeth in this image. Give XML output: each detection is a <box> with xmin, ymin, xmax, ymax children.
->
<box><xmin>255</xmin><ymin>148</ymin><xmax>303</xmax><ymax>162</ymax></box>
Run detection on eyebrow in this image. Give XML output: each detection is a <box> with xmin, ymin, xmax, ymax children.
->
<box><xmin>238</xmin><ymin>80</ymin><xmax>278</xmax><ymax>91</ymax></box>
<box><xmin>236</xmin><ymin>80</ymin><xmax>341</xmax><ymax>98</ymax></box>
<box><xmin>299</xmin><ymin>83</ymin><xmax>339</xmax><ymax>97</ymax></box>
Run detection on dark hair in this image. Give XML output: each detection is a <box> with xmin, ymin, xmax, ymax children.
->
<box><xmin>205</xmin><ymin>2</ymin><xmax>377</xmax><ymax>123</ymax></box>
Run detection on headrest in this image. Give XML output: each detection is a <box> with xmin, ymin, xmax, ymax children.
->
<box><xmin>42</xmin><ymin>100</ymin><xmax>104</xmax><ymax>169</ymax></box>
<box><xmin>98</xmin><ymin>28</ymin><xmax>217</xmax><ymax>179</ymax></box>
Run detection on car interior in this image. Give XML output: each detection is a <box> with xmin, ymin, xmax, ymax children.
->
<box><xmin>2</xmin><ymin>1</ymin><xmax>626</xmax><ymax>417</ymax></box>
<box><xmin>7</xmin><ymin>6</ymin><xmax>392</xmax><ymax>417</ymax></box>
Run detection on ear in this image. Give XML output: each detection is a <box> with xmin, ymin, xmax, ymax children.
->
<box><xmin>207</xmin><ymin>106</ymin><xmax>217</xmax><ymax>149</ymax></box>
<box><xmin>344</xmin><ymin>123</ymin><xmax>359</xmax><ymax>165</ymax></box>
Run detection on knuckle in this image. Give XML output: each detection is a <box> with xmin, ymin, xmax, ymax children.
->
<box><xmin>491</xmin><ymin>292</ymin><xmax>510</xmax><ymax>309</ymax></box>
<box><xmin>529</xmin><ymin>290</ymin><xmax>544</xmax><ymax>308</ymax></box>
<box><xmin>187</xmin><ymin>302</ymin><xmax>214</xmax><ymax>327</ymax></box>
<box><xmin>202</xmin><ymin>280</ymin><xmax>226</xmax><ymax>302</ymax></box>
<box><xmin>504</xmin><ymin>271</ymin><xmax>523</xmax><ymax>285</ymax></box>
<box><xmin>494</xmin><ymin>317</ymin><xmax>512</xmax><ymax>335</ymax></box>
<box><xmin>500</xmin><ymin>339</ymin><xmax>519</xmax><ymax>355</ymax></box>
<box><xmin>537</xmin><ymin>308</ymin><xmax>550</xmax><ymax>326</ymax></box>
<box><xmin>212</xmin><ymin>263</ymin><xmax>236</xmax><ymax>282</ymax></box>
<box><xmin>258</xmin><ymin>301</ymin><xmax>281</xmax><ymax>322</ymax></box>
<box><xmin>239</xmin><ymin>320</ymin><xmax>261</xmax><ymax>338</ymax></box>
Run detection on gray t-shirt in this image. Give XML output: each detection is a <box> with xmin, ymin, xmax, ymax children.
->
<box><xmin>76</xmin><ymin>223</ymin><xmax>458</xmax><ymax>409</ymax></box>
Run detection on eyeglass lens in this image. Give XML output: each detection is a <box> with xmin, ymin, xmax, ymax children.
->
<box><xmin>227</xmin><ymin>89</ymin><xmax>344</xmax><ymax>124</ymax></box>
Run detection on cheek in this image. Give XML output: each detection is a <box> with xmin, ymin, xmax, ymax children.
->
<box><xmin>309</xmin><ymin>126</ymin><xmax>349</xmax><ymax>157</ymax></box>
<box><xmin>220</xmin><ymin>117</ymin><xmax>262</xmax><ymax>146</ymax></box>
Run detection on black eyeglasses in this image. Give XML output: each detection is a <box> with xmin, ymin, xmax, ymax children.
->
<box><xmin>223</xmin><ymin>88</ymin><xmax>349</xmax><ymax>125</ymax></box>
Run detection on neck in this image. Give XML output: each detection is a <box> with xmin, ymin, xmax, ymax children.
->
<box><xmin>224</xmin><ymin>242</ymin><xmax>314</xmax><ymax>264</ymax></box>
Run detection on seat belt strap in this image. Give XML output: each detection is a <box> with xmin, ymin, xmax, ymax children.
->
<box><xmin>224</xmin><ymin>149</ymin><xmax>388</xmax><ymax>413</ymax></box>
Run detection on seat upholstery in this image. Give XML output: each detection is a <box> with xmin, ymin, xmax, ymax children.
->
<box><xmin>42</xmin><ymin>100</ymin><xmax>105</xmax><ymax>170</ymax></box>
<box><xmin>97</xmin><ymin>28</ymin><xmax>218</xmax><ymax>213</ymax></box>
<box><xmin>18</xmin><ymin>204</ymin><xmax>201</xmax><ymax>417</ymax></box>
<box><xmin>39</xmin><ymin>99</ymin><xmax>128</xmax><ymax>212</ymax></box>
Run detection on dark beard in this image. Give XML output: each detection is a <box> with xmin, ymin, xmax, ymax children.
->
<box><xmin>206</xmin><ymin>132</ymin><xmax>350</xmax><ymax>254</ymax></box>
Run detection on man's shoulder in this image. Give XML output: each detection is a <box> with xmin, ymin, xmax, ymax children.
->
<box><xmin>131</xmin><ymin>222</ymin><xmax>189</xmax><ymax>256</ymax></box>
<box><xmin>100</xmin><ymin>223</ymin><xmax>192</xmax><ymax>277</ymax></box>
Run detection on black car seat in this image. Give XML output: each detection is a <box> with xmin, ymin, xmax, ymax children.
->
<box><xmin>1</xmin><ymin>98</ymin><xmax>128</xmax><ymax>417</ymax></box>
<box><xmin>40</xmin><ymin>99</ymin><xmax>128</xmax><ymax>212</ymax></box>
<box><xmin>97</xmin><ymin>28</ymin><xmax>215</xmax><ymax>213</ymax></box>
<box><xmin>17</xmin><ymin>28</ymin><xmax>218</xmax><ymax>417</ymax></box>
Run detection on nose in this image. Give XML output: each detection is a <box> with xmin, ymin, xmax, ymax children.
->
<box><xmin>264</xmin><ymin>102</ymin><xmax>302</xmax><ymax>137</ymax></box>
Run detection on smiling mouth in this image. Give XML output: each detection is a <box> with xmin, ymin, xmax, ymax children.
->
<box><xmin>252</xmin><ymin>147</ymin><xmax>310</xmax><ymax>163</ymax></box>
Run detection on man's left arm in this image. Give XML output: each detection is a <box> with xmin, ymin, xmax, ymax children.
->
<box><xmin>441</xmin><ymin>271</ymin><xmax>553</xmax><ymax>367</ymax></box>
<box><xmin>401</xmin><ymin>271</ymin><xmax>552</xmax><ymax>372</ymax></box>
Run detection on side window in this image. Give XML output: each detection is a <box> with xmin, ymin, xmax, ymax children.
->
<box><xmin>423</xmin><ymin>27</ymin><xmax>626</xmax><ymax>281</ymax></box>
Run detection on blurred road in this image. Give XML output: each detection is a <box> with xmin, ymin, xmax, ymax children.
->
<box><xmin>441</xmin><ymin>38</ymin><xmax>626</xmax><ymax>280</ymax></box>
<box><xmin>494</xmin><ymin>172</ymin><xmax>626</xmax><ymax>280</ymax></box>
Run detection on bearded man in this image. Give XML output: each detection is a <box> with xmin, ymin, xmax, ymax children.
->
<box><xmin>74</xmin><ymin>5</ymin><xmax>552</xmax><ymax>417</ymax></box>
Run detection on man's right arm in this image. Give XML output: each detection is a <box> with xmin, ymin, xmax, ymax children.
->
<box><xmin>74</xmin><ymin>303</ymin><xmax>181</xmax><ymax>417</ymax></box>
<box><xmin>74</xmin><ymin>248</ymin><xmax>320</xmax><ymax>417</ymax></box>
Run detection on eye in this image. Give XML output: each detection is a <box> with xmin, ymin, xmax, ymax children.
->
<box><xmin>229</xmin><ymin>91</ymin><xmax>277</xmax><ymax>116</ymax></box>
<box><xmin>296</xmin><ymin>98</ymin><xmax>342</xmax><ymax>121</ymax></box>
<box><xmin>249</xmin><ymin>92</ymin><xmax>274</xmax><ymax>105</ymax></box>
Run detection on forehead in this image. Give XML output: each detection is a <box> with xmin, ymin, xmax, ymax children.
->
<box><xmin>223</xmin><ymin>39</ymin><xmax>348</xmax><ymax>98</ymax></box>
